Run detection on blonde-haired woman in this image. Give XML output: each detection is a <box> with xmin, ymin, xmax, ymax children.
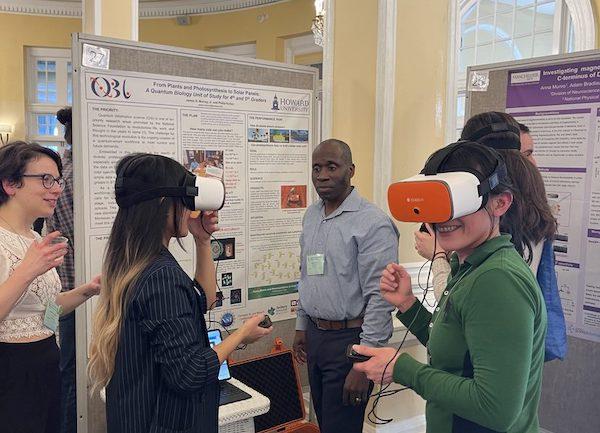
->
<box><xmin>89</xmin><ymin>153</ymin><xmax>271</xmax><ymax>433</ymax></box>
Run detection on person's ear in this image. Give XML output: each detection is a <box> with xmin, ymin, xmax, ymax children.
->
<box><xmin>1</xmin><ymin>179</ymin><xmax>19</xmax><ymax>197</ymax></box>
<box><xmin>348</xmin><ymin>163</ymin><xmax>355</xmax><ymax>179</ymax></box>
<box><xmin>489</xmin><ymin>191</ymin><xmax>513</xmax><ymax>217</ymax></box>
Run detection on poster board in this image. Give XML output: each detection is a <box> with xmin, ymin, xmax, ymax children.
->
<box><xmin>72</xmin><ymin>33</ymin><xmax>319</xmax><ymax>433</ymax></box>
<box><xmin>466</xmin><ymin>49</ymin><xmax>600</xmax><ymax>433</ymax></box>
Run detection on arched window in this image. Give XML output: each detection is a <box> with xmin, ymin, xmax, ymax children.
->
<box><xmin>448</xmin><ymin>0</ymin><xmax>596</xmax><ymax>139</ymax></box>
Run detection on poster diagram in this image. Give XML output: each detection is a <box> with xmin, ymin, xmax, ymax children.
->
<box><xmin>546</xmin><ymin>192</ymin><xmax>572</xmax><ymax>227</ymax></box>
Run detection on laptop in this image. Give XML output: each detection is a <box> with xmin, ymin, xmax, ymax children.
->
<box><xmin>208</xmin><ymin>329</ymin><xmax>252</xmax><ymax>406</ymax></box>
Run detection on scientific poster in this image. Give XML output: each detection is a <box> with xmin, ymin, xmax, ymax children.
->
<box><xmin>506</xmin><ymin>59</ymin><xmax>600</xmax><ymax>342</ymax></box>
<box><xmin>80</xmin><ymin>71</ymin><xmax>313</xmax><ymax>329</ymax></box>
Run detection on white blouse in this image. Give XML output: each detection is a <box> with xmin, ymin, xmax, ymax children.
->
<box><xmin>0</xmin><ymin>226</ymin><xmax>62</xmax><ymax>342</ymax></box>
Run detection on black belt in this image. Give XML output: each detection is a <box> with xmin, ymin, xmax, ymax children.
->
<box><xmin>309</xmin><ymin>316</ymin><xmax>363</xmax><ymax>330</ymax></box>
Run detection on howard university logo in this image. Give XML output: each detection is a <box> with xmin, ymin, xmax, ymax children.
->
<box><xmin>90</xmin><ymin>77</ymin><xmax>132</xmax><ymax>99</ymax></box>
<box><xmin>272</xmin><ymin>94</ymin><xmax>279</xmax><ymax>110</ymax></box>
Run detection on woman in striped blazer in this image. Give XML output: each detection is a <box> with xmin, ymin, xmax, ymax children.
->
<box><xmin>89</xmin><ymin>153</ymin><xmax>271</xmax><ymax>433</ymax></box>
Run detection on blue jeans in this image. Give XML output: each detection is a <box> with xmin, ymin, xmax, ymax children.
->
<box><xmin>59</xmin><ymin>311</ymin><xmax>76</xmax><ymax>433</ymax></box>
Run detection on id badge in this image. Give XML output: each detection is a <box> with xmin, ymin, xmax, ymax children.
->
<box><xmin>307</xmin><ymin>254</ymin><xmax>325</xmax><ymax>276</ymax></box>
<box><xmin>43</xmin><ymin>300</ymin><xmax>62</xmax><ymax>332</ymax></box>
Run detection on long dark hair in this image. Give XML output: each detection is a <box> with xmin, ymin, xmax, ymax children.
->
<box><xmin>462</xmin><ymin>112</ymin><xmax>557</xmax><ymax>262</ymax></box>
<box><xmin>89</xmin><ymin>153</ymin><xmax>188</xmax><ymax>393</ymax></box>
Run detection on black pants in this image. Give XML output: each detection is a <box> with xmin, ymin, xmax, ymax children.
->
<box><xmin>306</xmin><ymin>319</ymin><xmax>371</xmax><ymax>433</ymax></box>
<box><xmin>0</xmin><ymin>336</ymin><xmax>60</xmax><ymax>433</ymax></box>
<box><xmin>59</xmin><ymin>312</ymin><xmax>77</xmax><ymax>433</ymax></box>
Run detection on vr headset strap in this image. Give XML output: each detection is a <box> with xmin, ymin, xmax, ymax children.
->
<box><xmin>466</xmin><ymin>122</ymin><xmax>520</xmax><ymax>150</ymax></box>
<box><xmin>115</xmin><ymin>176</ymin><xmax>198</xmax><ymax>208</ymax></box>
<box><xmin>421</xmin><ymin>141</ymin><xmax>464</xmax><ymax>176</ymax></box>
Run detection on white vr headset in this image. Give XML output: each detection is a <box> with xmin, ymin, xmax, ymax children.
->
<box><xmin>387</xmin><ymin>141</ymin><xmax>506</xmax><ymax>223</ymax></box>
<box><xmin>116</xmin><ymin>168</ymin><xmax>225</xmax><ymax>211</ymax></box>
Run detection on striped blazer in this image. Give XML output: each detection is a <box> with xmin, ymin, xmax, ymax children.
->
<box><xmin>106</xmin><ymin>248</ymin><xmax>221</xmax><ymax>433</ymax></box>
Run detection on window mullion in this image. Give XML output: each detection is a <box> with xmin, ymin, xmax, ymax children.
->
<box><xmin>56</xmin><ymin>60</ymin><xmax>68</xmax><ymax>106</ymax></box>
<box><xmin>532</xmin><ymin>0</ymin><xmax>539</xmax><ymax>53</ymax></box>
<box><xmin>474</xmin><ymin>1</ymin><xmax>481</xmax><ymax>63</ymax></box>
<box><xmin>511</xmin><ymin>0</ymin><xmax>517</xmax><ymax>42</ymax></box>
<box><xmin>553</xmin><ymin>0</ymin><xmax>567</xmax><ymax>53</ymax></box>
<box><xmin>491</xmin><ymin>0</ymin><xmax>498</xmax><ymax>61</ymax></box>
<box><xmin>25</xmin><ymin>48</ymin><xmax>71</xmax><ymax>143</ymax></box>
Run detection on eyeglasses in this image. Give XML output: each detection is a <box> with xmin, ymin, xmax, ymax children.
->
<box><xmin>21</xmin><ymin>173</ymin><xmax>65</xmax><ymax>190</ymax></box>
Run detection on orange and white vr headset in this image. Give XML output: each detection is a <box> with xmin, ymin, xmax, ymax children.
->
<box><xmin>387</xmin><ymin>141</ymin><xmax>506</xmax><ymax>223</ymax></box>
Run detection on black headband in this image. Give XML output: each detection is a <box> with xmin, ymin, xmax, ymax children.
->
<box><xmin>115</xmin><ymin>175</ymin><xmax>197</xmax><ymax>208</ymax></box>
<box><xmin>421</xmin><ymin>140</ymin><xmax>507</xmax><ymax>209</ymax></box>
<box><xmin>465</xmin><ymin>122</ymin><xmax>521</xmax><ymax>150</ymax></box>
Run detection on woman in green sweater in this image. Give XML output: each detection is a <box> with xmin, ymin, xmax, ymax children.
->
<box><xmin>353</xmin><ymin>141</ymin><xmax>547</xmax><ymax>433</ymax></box>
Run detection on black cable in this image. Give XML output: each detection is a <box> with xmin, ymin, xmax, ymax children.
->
<box><xmin>367</xmin><ymin>228</ymin><xmax>438</xmax><ymax>425</ymax></box>
<box><xmin>420</xmin><ymin>258</ymin><xmax>437</xmax><ymax>308</ymax></box>
<box><xmin>198</xmin><ymin>211</ymin><xmax>225</xmax><ymax>330</ymax></box>
<box><xmin>419</xmin><ymin>225</ymin><xmax>441</xmax><ymax>308</ymax></box>
<box><xmin>199</xmin><ymin>212</ymin><xmax>247</xmax><ymax>352</ymax></box>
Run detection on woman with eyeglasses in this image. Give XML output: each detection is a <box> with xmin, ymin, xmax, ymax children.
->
<box><xmin>0</xmin><ymin>141</ymin><xmax>100</xmax><ymax>433</ymax></box>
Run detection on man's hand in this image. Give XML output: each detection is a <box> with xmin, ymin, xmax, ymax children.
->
<box><xmin>292</xmin><ymin>330</ymin><xmax>307</xmax><ymax>364</ymax></box>
<box><xmin>343</xmin><ymin>368</ymin><xmax>371</xmax><ymax>406</ymax></box>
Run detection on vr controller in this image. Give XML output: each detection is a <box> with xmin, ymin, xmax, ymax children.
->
<box><xmin>258</xmin><ymin>315</ymin><xmax>272</xmax><ymax>328</ymax></box>
<box><xmin>346</xmin><ymin>344</ymin><xmax>371</xmax><ymax>363</ymax></box>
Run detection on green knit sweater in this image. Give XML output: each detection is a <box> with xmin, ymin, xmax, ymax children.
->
<box><xmin>394</xmin><ymin>235</ymin><xmax>547</xmax><ymax>433</ymax></box>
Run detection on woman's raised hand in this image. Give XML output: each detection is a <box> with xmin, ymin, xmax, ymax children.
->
<box><xmin>380</xmin><ymin>263</ymin><xmax>416</xmax><ymax>312</ymax></box>
<box><xmin>17</xmin><ymin>231</ymin><xmax>67</xmax><ymax>281</ymax></box>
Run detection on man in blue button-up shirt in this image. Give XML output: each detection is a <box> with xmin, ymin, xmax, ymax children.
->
<box><xmin>293</xmin><ymin>139</ymin><xmax>399</xmax><ymax>433</ymax></box>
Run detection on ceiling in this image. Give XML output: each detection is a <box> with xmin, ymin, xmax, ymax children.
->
<box><xmin>42</xmin><ymin>0</ymin><xmax>272</xmax><ymax>4</ymax></box>
<box><xmin>0</xmin><ymin>0</ymin><xmax>286</xmax><ymax>17</ymax></box>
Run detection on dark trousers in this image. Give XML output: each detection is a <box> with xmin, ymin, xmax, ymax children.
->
<box><xmin>0</xmin><ymin>336</ymin><xmax>60</xmax><ymax>433</ymax></box>
<box><xmin>306</xmin><ymin>319</ymin><xmax>370</xmax><ymax>433</ymax></box>
<box><xmin>59</xmin><ymin>311</ymin><xmax>77</xmax><ymax>433</ymax></box>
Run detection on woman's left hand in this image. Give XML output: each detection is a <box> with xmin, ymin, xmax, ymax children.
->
<box><xmin>351</xmin><ymin>345</ymin><xmax>400</xmax><ymax>385</ymax></box>
<box><xmin>188</xmin><ymin>210</ymin><xmax>219</xmax><ymax>243</ymax></box>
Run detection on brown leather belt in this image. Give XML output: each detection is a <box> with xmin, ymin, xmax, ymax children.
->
<box><xmin>310</xmin><ymin>316</ymin><xmax>363</xmax><ymax>331</ymax></box>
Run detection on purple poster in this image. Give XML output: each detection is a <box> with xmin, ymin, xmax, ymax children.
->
<box><xmin>506</xmin><ymin>58</ymin><xmax>600</xmax><ymax>343</ymax></box>
<box><xmin>507</xmin><ymin>59</ymin><xmax>600</xmax><ymax>108</ymax></box>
